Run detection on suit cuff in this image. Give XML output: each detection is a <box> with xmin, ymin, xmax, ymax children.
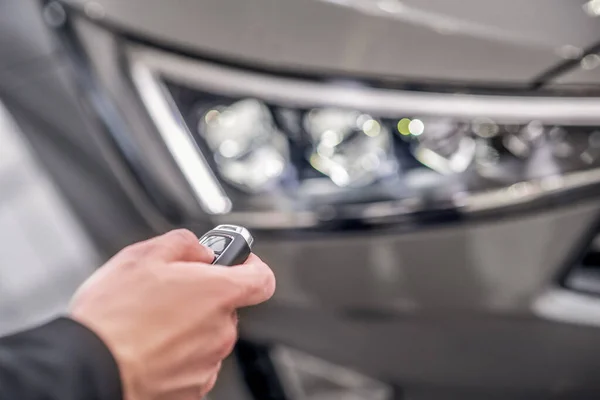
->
<box><xmin>44</xmin><ymin>317</ymin><xmax>123</xmax><ymax>400</ymax></box>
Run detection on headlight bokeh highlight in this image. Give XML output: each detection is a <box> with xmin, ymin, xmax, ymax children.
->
<box><xmin>304</xmin><ymin>109</ymin><xmax>395</xmax><ymax>188</ymax></box>
<box><xmin>199</xmin><ymin>99</ymin><xmax>290</xmax><ymax>193</ymax></box>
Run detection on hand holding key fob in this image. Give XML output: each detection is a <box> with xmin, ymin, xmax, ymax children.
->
<box><xmin>199</xmin><ymin>225</ymin><xmax>253</xmax><ymax>266</ymax></box>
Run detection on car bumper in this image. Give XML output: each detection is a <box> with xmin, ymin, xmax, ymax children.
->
<box><xmin>230</xmin><ymin>201</ymin><xmax>600</xmax><ymax>397</ymax></box>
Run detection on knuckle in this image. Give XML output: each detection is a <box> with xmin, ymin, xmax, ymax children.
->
<box><xmin>253</xmin><ymin>264</ymin><xmax>276</xmax><ymax>299</ymax></box>
<box><xmin>165</xmin><ymin>229</ymin><xmax>198</xmax><ymax>248</ymax></box>
<box><xmin>118</xmin><ymin>241</ymin><xmax>150</xmax><ymax>259</ymax></box>
<box><xmin>213</xmin><ymin>361</ymin><xmax>223</xmax><ymax>375</ymax></box>
<box><xmin>217</xmin><ymin>324</ymin><xmax>238</xmax><ymax>358</ymax></box>
<box><xmin>206</xmin><ymin>377</ymin><xmax>217</xmax><ymax>393</ymax></box>
<box><xmin>221</xmin><ymin>264</ymin><xmax>276</xmax><ymax>305</ymax></box>
<box><xmin>264</xmin><ymin>267</ymin><xmax>276</xmax><ymax>297</ymax></box>
<box><xmin>201</xmin><ymin>371</ymin><xmax>219</xmax><ymax>397</ymax></box>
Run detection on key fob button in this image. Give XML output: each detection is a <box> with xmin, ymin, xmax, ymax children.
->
<box><xmin>200</xmin><ymin>235</ymin><xmax>232</xmax><ymax>255</ymax></box>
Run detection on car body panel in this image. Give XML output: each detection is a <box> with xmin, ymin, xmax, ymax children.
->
<box><xmin>551</xmin><ymin>63</ymin><xmax>600</xmax><ymax>85</ymax></box>
<box><xmin>235</xmin><ymin>200</ymin><xmax>600</xmax><ymax>396</ymax></box>
<box><xmin>255</xmin><ymin>201</ymin><xmax>599</xmax><ymax>313</ymax></box>
<box><xmin>0</xmin><ymin>0</ymin><xmax>57</xmax><ymax>72</ymax></box>
<box><xmin>61</xmin><ymin>0</ymin><xmax>599</xmax><ymax>85</ymax></box>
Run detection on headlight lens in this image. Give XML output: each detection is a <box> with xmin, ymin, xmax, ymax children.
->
<box><xmin>199</xmin><ymin>99</ymin><xmax>290</xmax><ymax>193</ymax></box>
<box><xmin>304</xmin><ymin>109</ymin><xmax>396</xmax><ymax>187</ymax></box>
<box><xmin>193</xmin><ymin>96</ymin><xmax>600</xmax><ymax>210</ymax></box>
<box><xmin>179</xmin><ymin>92</ymin><xmax>600</xmax><ymax>222</ymax></box>
<box><xmin>129</xmin><ymin>46</ymin><xmax>600</xmax><ymax>228</ymax></box>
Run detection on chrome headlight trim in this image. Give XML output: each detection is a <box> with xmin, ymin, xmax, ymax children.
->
<box><xmin>129</xmin><ymin>55</ymin><xmax>232</xmax><ymax>215</ymax></box>
<box><xmin>127</xmin><ymin>45</ymin><xmax>600</xmax><ymax>126</ymax></box>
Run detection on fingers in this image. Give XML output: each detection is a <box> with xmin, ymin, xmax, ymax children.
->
<box><xmin>199</xmin><ymin>365</ymin><xmax>221</xmax><ymax>398</ymax></box>
<box><xmin>221</xmin><ymin>254</ymin><xmax>276</xmax><ymax>308</ymax></box>
<box><xmin>172</xmin><ymin>253</ymin><xmax>275</xmax><ymax>309</ymax></box>
<box><xmin>121</xmin><ymin>229</ymin><xmax>215</xmax><ymax>264</ymax></box>
<box><xmin>153</xmin><ymin>229</ymin><xmax>215</xmax><ymax>263</ymax></box>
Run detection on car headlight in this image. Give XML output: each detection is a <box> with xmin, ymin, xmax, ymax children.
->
<box><xmin>129</xmin><ymin>45</ymin><xmax>600</xmax><ymax>229</ymax></box>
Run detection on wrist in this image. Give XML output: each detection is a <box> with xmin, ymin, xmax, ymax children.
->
<box><xmin>68</xmin><ymin>313</ymin><xmax>143</xmax><ymax>400</ymax></box>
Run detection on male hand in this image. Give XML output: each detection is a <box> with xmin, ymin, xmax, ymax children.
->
<box><xmin>69</xmin><ymin>229</ymin><xmax>275</xmax><ymax>400</ymax></box>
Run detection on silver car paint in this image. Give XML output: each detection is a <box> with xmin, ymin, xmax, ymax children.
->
<box><xmin>62</xmin><ymin>0</ymin><xmax>600</xmax><ymax>84</ymax></box>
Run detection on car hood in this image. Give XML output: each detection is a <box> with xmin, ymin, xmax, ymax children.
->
<box><xmin>62</xmin><ymin>0</ymin><xmax>600</xmax><ymax>86</ymax></box>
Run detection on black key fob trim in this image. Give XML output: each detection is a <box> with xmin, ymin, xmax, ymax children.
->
<box><xmin>199</xmin><ymin>225</ymin><xmax>253</xmax><ymax>266</ymax></box>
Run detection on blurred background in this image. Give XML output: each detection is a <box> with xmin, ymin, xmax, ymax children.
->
<box><xmin>5</xmin><ymin>0</ymin><xmax>600</xmax><ymax>399</ymax></box>
<box><xmin>0</xmin><ymin>101</ymin><xmax>97</xmax><ymax>335</ymax></box>
<box><xmin>0</xmin><ymin>0</ymin><xmax>100</xmax><ymax>335</ymax></box>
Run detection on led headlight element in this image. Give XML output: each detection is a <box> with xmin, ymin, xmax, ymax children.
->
<box><xmin>200</xmin><ymin>99</ymin><xmax>290</xmax><ymax>193</ymax></box>
<box><xmin>304</xmin><ymin>109</ymin><xmax>396</xmax><ymax>187</ymax></box>
<box><xmin>410</xmin><ymin>117</ymin><xmax>476</xmax><ymax>175</ymax></box>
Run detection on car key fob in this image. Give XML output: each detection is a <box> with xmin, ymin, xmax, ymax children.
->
<box><xmin>198</xmin><ymin>225</ymin><xmax>253</xmax><ymax>266</ymax></box>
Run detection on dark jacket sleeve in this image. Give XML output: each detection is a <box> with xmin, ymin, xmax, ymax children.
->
<box><xmin>0</xmin><ymin>317</ymin><xmax>122</xmax><ymax>400</ymax></box>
